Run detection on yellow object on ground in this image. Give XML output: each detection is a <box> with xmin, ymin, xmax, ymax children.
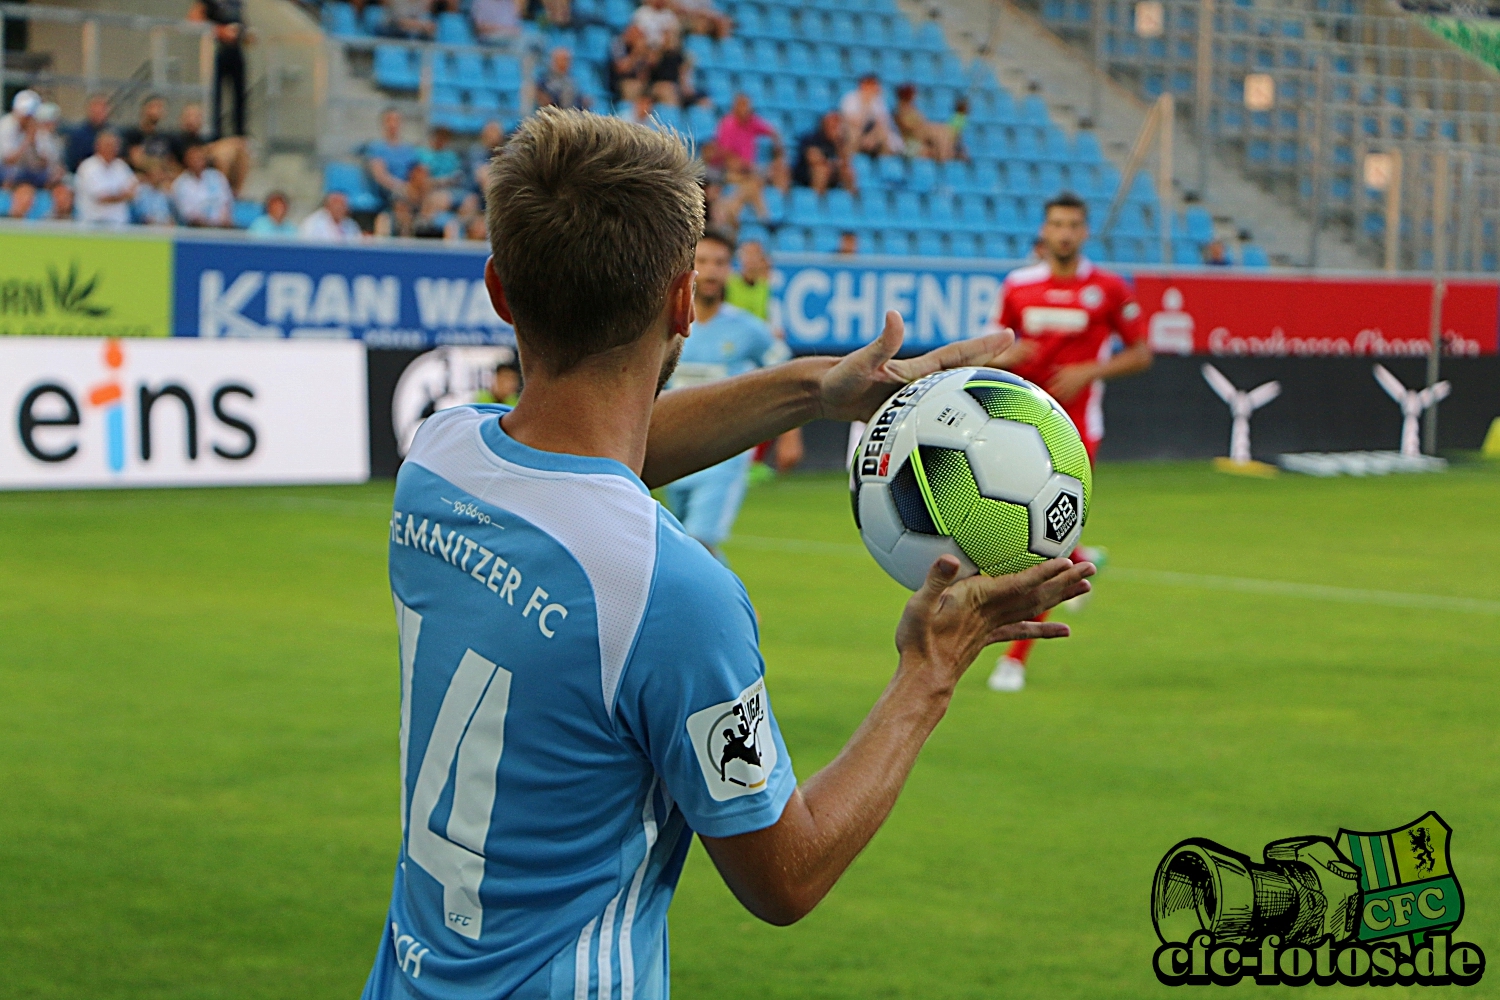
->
<box><xmin>1483</xmin><ymin>417</ymin><xmax>1500</xmax><ymax>458</ymax></box>
<box><xmin>1212</xmin><ymin>457</ymin><xmax>1279</xmax><ymax>478</ymax></box>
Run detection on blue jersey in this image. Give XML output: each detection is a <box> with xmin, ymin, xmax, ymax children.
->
<box><xmin>668</xmin><ymin>302</ymin><xmax>785</xmax><ymax>390</ymax></box>
<box><xmin>364</xmin><ymin>404</ymin><xmax>797</xmax><ymax>1000</ymax></box>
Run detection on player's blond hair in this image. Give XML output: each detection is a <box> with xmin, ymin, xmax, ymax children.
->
<box><xmin>486</xmin><ymin>108</ymin><xmax>705</xmax><ymax>374</ymax></box>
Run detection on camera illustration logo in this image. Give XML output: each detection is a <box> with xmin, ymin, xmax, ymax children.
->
<box><xmin>1151</xmin><ymin>812</ymin><xmax>1486</xmax><ymax>986</ymax></box>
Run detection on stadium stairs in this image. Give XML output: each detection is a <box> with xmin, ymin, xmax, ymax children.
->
<box><xmin>909</xmin><ymin>0</ymin><xmax>1370</xmax><ymax>268</ymax></box>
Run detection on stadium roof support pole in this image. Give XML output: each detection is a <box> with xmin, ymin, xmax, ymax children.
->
<box><xmin>1194</xmin><ymin>0</ymin><xmax>1213</xmax><ymax>198</ymax></box>
<box><xmin>1089</xmin><ymin>0</ymin><xmax>1103</xmax><ymax>126</ymax></box>
<box><xmin>1425</xmin><ymin>149</ymin><xmax>1449</xmax><ymax>456</ymax></box>
<box><xmin>1307</xmin><ymin>53</ymin><xmax>1327</xmax><ymax>271</ymax></box>
<box><xmin>1384</xmin><ymin>148</ymin><xmax>1402</xmax><ymax>273</ymax></box>
<box><xmin>1159</xmin><ymin>92</ymin><xmax>1174</xmax><ymax>266</ymax></box>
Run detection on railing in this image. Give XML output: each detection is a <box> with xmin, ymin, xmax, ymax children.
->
<box><xmin>1017</xmin><ymin>0</ymin><xmax>1500</xmax><ymax>273</ymax></box>
<box><xmin>0</xmin><ymin>3</ymin><xmax>214</xmax><ymax>117</ymax></box>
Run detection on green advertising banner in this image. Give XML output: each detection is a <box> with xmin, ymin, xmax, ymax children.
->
<box><xmin>0</xmin><ymin>229</ymin><xmax>173</xmax><ymax>338</ymax></box>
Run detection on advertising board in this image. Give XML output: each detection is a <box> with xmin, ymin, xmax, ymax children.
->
<box><xmin>1</xmin><ymin>337</ymin><xmax>369</xmax><ymax>489</ymax></box>
<box><xmin>0</xmin><ymin>230</ymin><xmax>173</xmax><ymax>338</ymax></box>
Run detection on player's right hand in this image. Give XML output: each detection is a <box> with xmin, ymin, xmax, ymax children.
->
<box><xmin>893</xmin><ymin>556</ymin><xmax>1094</xmax><ymax>695</ymax></box>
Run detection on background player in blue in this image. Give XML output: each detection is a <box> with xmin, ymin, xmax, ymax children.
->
<box><xmin>363</xmin><ymin>109</ymin><xmax>1094</xmax><ymax>1000</ymax></box>
<box><xmin>662</xmin><ymin>229</ymin><xmax>786</xmax><ymax>560</ymax></box>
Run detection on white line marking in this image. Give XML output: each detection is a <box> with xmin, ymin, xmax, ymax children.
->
<box><xmin>725</xmin><ymin>535</ymin><xmax>1500</xmax><ymax>616</ymax></box>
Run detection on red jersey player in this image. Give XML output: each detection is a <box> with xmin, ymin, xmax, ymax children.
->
<box><xmin>987</xmin><ymin>192</ymin><xmax>1153</xmax><ymax>691</ymax></box>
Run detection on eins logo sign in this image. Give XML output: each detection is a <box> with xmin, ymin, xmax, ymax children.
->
<box><xmin>17</xmin><ymin>339</ymin><xmax>257</xmax><ymax>470</ymax></box>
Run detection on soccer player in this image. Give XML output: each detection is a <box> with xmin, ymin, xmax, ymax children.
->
<box><xmin>724</xmin><ymin>238</ymin><xmax>803</xmax><ymax>481</ymax></box>
<box><xmin>363</xmin><ymin>109</ymin><xmax>1093</xmax><ymax>1000</ymax></box>
<box><xmin>985</xmin><ymin>191</ymin><xmax>1152</xmax><ymax>693</ymax></box>
<box><xmin>662</xmin><ymin>229</ymin><xmax>788</xmax><ymax>560</ymax></box>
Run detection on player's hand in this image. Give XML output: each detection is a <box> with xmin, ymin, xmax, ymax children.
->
<box><xmin>893</xmin><ymin>556</ymin><xmax>1094</xmax><ymax>695</ymax></box>
<box><xmin>1045</xmin><ymin>363</ymin><xmax>1098</xmax><ymax>404</ymax></box>
<box><xmin>773</xmin><ymin>429</ymin><xmax>804</xmax><ymax>473</ymax></box>
<box><xmin>818</xmin><ymin>310</ymin><xmax>1017</xmax><ymax>422</ymax></box>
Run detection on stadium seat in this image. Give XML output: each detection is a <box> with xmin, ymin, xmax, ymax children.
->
<box><xmin>982</xmin><ymin>231</ymin><xmax>1016</xmax><ymax>260</ymax></box>
<box><xmin>437</xmin><ymin>12</ymin><xmax>475</xmax><ymax>44</ymax></box>
<box><xmin>908</xmin><ymin>158</ymin><xmax>937</xmax><ymax>193</ymax></box>
<box><xmin>810</xmin><ymin>226</ymin><xmax>841</xmax><ymax>252</ymax></box>
<box><xmin>760</xmin><ymin>187</ymin><xmax>785</xmax><ymax>224</ymax></box>
<box><xmin>324</xmin><ymin>161</ymin><xmax>383</xmax><ymax>212</ymax></box>
<box><xmin>824</xmin><ymin>188</ymin><xmax>857</xmax><ymax>224</ymax></box>
<box><xmin>857</xmin><ymin>190</ymin><xmax>890</xmax><ymax>224</ymax></box>
<box><xmin>323</xmin><ymin>2</ymin><xmax>364</xmax><ymax>38</ymax></box>
<box><xmin>1241</xmin><ymin>244</ymin><xmax>1269</xmax><ymax>267</ymax></box>
<box><xmin>603</xmin><ymin>0</ymin><xmax>634</xmax><ymax>29</ymax></box>
<box><xmin>374</xmin><ymin>46</ymin><xmax>420</xmax><ymax>91</ymax></box>
<box><xmin>915</xmin><ymin>230</ymin><xmax>945</xmax><ymax>256</ymax></box>
<box><xmin>232</xmin><ymin>200</ymin><xmax>260</xmax><ymax>229</ymax></box>
<box><xmin>1184</xmin><ymin>206</ymin><xmax>1213</xmax><ymax>243</ymax></box>
<box><xmin>789</xmin><ymin>186</ymin><xmax>821</xmax><ymax>222</ymax></box>
<box><xmin>776</xmin><ymin>226</ymin><xmax>810</xmax><ymax>252</ymax></box>
<box><xmin>880</xmin><ymin>228</ymin><xmax>913</xmax><ymax>254</ymax></box>
<box><xmin>892</xmin><ymin>190</ymin><xmax>923</xmax><ymax>223</ymax></box>
<box><xmin>878</xmin><ymin>156</ymin><xmax>906</xmax><ymax>187</ymax></box>
<box><xmin>0</xmin><ymin>189</ymin><xmax>9</xmax><ymax>216</ymax></box>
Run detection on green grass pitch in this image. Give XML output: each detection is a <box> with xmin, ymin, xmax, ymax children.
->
<box><xmin>1</xmin><ymin>462</ymin><xmax>1497</xmax><ymax>999</ymax></box>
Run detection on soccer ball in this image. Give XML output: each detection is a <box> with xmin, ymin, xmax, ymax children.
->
<box><xmin>850</xmin><ymin>368</ymin><xmax>1092</xmax><ymax>590</ymax></box>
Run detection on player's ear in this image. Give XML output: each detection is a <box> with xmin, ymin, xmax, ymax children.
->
<box><xmin>484</xmin><ymin>257</ymin><xmax>515</xmax><ymax>324</ymax></box>
<box><xmin>668</xmin><ymin>268</ymin><xmax>695</xmax><ymax>338</ymax></box>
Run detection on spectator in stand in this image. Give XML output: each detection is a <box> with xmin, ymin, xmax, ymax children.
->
<box><xmin>132</xmin><ymin>161</ymin><xmax>176</xmax><ymax>225</ymax></box>
<box><xmin>893</xmin><ymin>83</ymin><xmax>955</xmax><ymax>162</ymax></box>
<box><xmin>647</xmin><ymin>25</ymin><xmax>698</xmax><ymax>107</ymax></box>
<box><xmin>418</xmin><ymin>124</ymin><xmax>464</xmax><ymax>203</ymax></box>
<box><xmin>171</xmin><ymin>141</ymin><xmax>234</xmax><ymax>227</ymax></box>
<box><xmin>615</xmin><ymin>92</ymin><xmax>656</xmax><ymax>126</ymax></box>
<box><xmin>1202</xmin><ymin>239</ymin><xmax>1230</xmax><ymax>266</ymax></box>
<box><xmin>188</xmin><ymin>0</ymin><xmax>249</xmax><ymax>139</ymax></box>
<box><xmin>0</xmin><ymin>90</ymin><xmax>47</xmax><ymax>188</ymax></box>
<box><xmin>32</xmin><ymin>104</ymin><xmax>66</xmax><ymax>186</ymax></box>
<box><xmin>365</xmin><ymin>107</ymin><xmax>420</xmax><ymax>208</ymax></box>
<box><xmin>467</xmin><ymin>120</ymin><xmax>504</xmax><ymax>196</ymax></box>
<box><xmin>174</xmin><ymin>102</ymin><xmax>250</xmax><ymax>194</ymax></box>
<box><xmin>631</xmin><ymin>0</ymin><xmax>679</xmax><ymax>48</ymax></box>
<box><xmin>65</xmin><ymin>94</ymin><xmax>112</xmax><ymax>173</ymax></box>
<box><xmin>794</xmin><ymin>110</ymin><xmax>854</xmax><ymax>195</ymax></box>
<box><xmin>837</xmin><ymin>230</ymin><xmax>859</xmax><ymax>255</ymax></box>
<box><xmin>949</xmin><ymin>95</ymin><xmax>969</xmax><ymax>159</ymax></box>
<box><xmin>123</xmin><ymin>95</ymin><xmax>177</xmax><ymax>173</ymax></box>
<box><xmin>47</xmin><ymin>182</ymin><xmax>75</xmax><ymax>221</ymax></box>
<box><xmin>608</xmin><ymin>24</ymin><xmax>653</xmax><ymax>103</ymax></box>
<box><xmin>248</xmin><ymin>190</ymin><xmax>298</xmax><ymax>236</ymax></box>
<box><xmin>382</xmin><ymin>0</ymin><xmax>436</xmax><ymax>37</ymax></box>
<box><xmin>75</xmin><ymin>130</ymin><xmax>138</xmax><ymax>226</ymax></box>
<box><xmin>535</xmin><ymin>47</ymin><xmax>590</xmax><ymax>110</ymax></box>
<box><xmin>715</xmin><ymin>93</ymin><xmax>777</xmax><ymax>173</ymax></box>
<box><xmin>300</xmin><ymin>190</ymin><xmax>362</xmax><ymax>240</ymax></box>
<box><xmin>840</xmin><ymin>74</ymin><xmax>901</xmax><ymax>156</ymax></box>
<box><xmin>674</xmin><ymin>0</ymin><xmax>732</xmax><ymax>39</ymax></box>
<box><xmin>5</xmin><ymin>183</ymin><xmax>35</xmax><ymax>219</ymax></box>
<box><xmin>473</xmin><ymin>0</ymin><xmax>523</xmax><ymax>40</ymax></box>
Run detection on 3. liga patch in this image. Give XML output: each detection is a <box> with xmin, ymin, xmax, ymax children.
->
<box><xmin>1044</xmin><ymin>491</ymin><xmax>1080</xmax><ymax>543</ymax></box>
<box><xmin>685</xmin><ymin>678</ymin><xmax>777</xmax><ymax>801</ymax></box>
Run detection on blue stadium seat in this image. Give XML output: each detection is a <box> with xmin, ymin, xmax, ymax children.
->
<box><xmin>810</xmin><ymin>226</ymin><xmax>842</xmax><ymax>252</ymax></box>
<box><xmin>927</xmin><ymin>193</ymin><xmax>957</xmax><ymax>227</ymax></box>
<box><xmin>325</xmin><ymin>161</ymin><xmax>383</xmax><ymax>212</ymax></box>
<box><xmin>437</xmin><ymin>12</ymin><xmax>475</xmax><ymax>44</ymax></box>
<box><xmin>0</xmin><ymin>189</ymin><xmax>9</xmax><ymax>216</ymax></box>
<box><xmin>954</xmin><ymin>193</ymin><xmax>990</xmax><ymax>228</ymax></box>
<box><xmin>739</xmin><ymin>221</ymin><xmax>771</xmax><ymax>245</ymax></box>
<box><xmin>374</xmin><ymin>46</ymin><xmax>420</xmax><ymax>91</ymax></box>
<box><xmin>877</xmin><ymin>155</ymin><xmax>906</xmax><ymax>187</ymax></box>
<box><xmin>232</xmin><ymin>199</ymin><xmax>260</xmax><ymax>229</ymax></box>
<box><xmin>1184</xmin><ymin>206</ymin><xmax>1213</xmax><ymax>243</ymax></box>
<box><xmin>880</xmin><ymin>229</ymin><xmax>913</xmax><ymax>254</ymax></box>
<box><xmin>362</xmin><ymin>4</ymin><xmax>388</xmax><ymax>34</ymax></box>
<box><xmin>603</xmin><ymin>0</ymin><xmax>634</xmax><ymax>28</ymax></box>
<box><xmin>760</xmin><ymin>187</ymin><xmax>785</xmax><ymax>223</ymax></box>
<box><xmin>972</xmin><ymin>160</ymin><xmax>1001</xmax><ymax>193</ymax></box>
<box><xmin>323</xmin><ymin>2</ymin><xmax>364</xmax><ymax>38</ymax></box>
<box><xmin>824</xmin><ymin>188</ymin><xmax>857</xmax><ymax>224</ymax></box>
<box><xmin>949</xmin><ymin>232</ymin><xmax>982</xmax><ymax>258</ymax></box>
<box><xmin>686</xmin><ymin>104</ymin><xmax>718</xmax><ymax>141</ymax></box>
<box><xmin>1241</xmin><ymin>244</ymin><xmax>1269</xmax><ymax>267</ymax></box>
<box><xmin>789</xmin><ymin>186</ymin><xmax>821</xmax><ymax>222</ymax></box>
<box><xmin>982</xmin><ymin>232</ymin><xmax>1016</xmax><ymax>259</ymax></box>
<box><xmin>857</xmin><ymin>190</ymin><xmax>890</xmax><ymax>224</ymax></box>
<box><xmin>776</xmin><ymin>226</ymin><xmax>810</xmax><ymax>252</ymax></box>
<box><xmin>766</xmin><ymin>6</ymin><xmax>796</xmax><ymax>39</ymax></box>
<box><xmin>908</xmin><ymin>158</ymin><xmax>937</xmax><ymax>193</ymax></box>
<box><xmin>892</xmin><ymin>190</ymin><xmax>923</xmax><ymax>222</ymax></box>
<box><xmin>915</xmin><ymin>230</ymin><xmax>945</xmax><ymax>256</ymax></box>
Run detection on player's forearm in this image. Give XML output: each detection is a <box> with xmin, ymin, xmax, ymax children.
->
<box><xmin>702</xmin><ymin>661</ymin><xmax>950</xmax><ymax>925</ymax></box>
<box><xmin>642</xmin><ymin>356</ymin><xmax>836</xmax><ymax>488</ymax></box>
<box><xmin>1095</xmin><ymin>342</ymin><xmax>1153</xmax><ymax>381</ymax></box>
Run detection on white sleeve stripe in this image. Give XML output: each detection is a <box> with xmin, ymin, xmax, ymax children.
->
<box><xmin>618</xmin><ymin>778</ymin><xmax>660</xmax><ymax>1000</ymax></box>
<box><xmin>405</xmin><ymin>407</ymin><xmax>657</xmax><ymax>714</ymax></box>
<box><xmin>573</xmin><ymin>916</ymin><xmax>597</xmax><ymax>1000</ymax></box>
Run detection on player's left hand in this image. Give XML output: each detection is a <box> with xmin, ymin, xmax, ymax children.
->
<box><xmin>818</xmin><ymin>310</ymin><xmax>1016</xmax><ymax>422</ymax></box>
<box><xmin>1045</xmin><ymin>363</ymin><xmax>1099</xmax><ymax>404</ymax></box>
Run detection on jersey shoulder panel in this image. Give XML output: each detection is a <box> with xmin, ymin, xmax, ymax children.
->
<box><xmin>1003</xmin><ymin>261</ymin><xmax>1052</xmax><ymax>289</ymax></box>
<box><xmin>404</xmin><ymin>405</ymin><xmax>659</xmax><ymax>712</ymax></box>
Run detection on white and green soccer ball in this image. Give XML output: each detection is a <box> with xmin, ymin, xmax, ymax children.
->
<box><xmin>850</xmin><ymin>367</ymin><xmax>1093</xmax><ymax>590</ymax></box>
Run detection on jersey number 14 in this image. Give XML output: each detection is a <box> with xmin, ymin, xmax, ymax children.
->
<box><xmin>396</xmin><ymin>594</ymin><xmax>513</xmax><ymax>941</ymax></box>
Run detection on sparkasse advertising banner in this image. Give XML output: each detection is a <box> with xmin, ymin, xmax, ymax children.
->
<box><xmin>1</xmin><ymin>337</ymin><xmax>369</xmax><ymax>489</ymax></box>
<box><xmin>0</xmin><ymin>230</ymin><xmax>173</xmax><ymax>338</ymax></box>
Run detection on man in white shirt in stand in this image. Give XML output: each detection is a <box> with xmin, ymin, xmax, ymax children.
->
<box><xmin>170</xmin><ymin>141</ymin><xmax>234</xmax><ymax>227</ymax></box>
<box><xmin>74</xmin><ymin>130</ymin><xmax>138</xmax><ymax>226</ymax></box>
<box><xmin>839</xmin><ymin>74</ymin><xmax>902</xmax><ymax>157</ymax></box>
<box><xmin>298</xmin><ymin>190</ymin><xmax>363</xmax><ymax>241</ymax></box>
